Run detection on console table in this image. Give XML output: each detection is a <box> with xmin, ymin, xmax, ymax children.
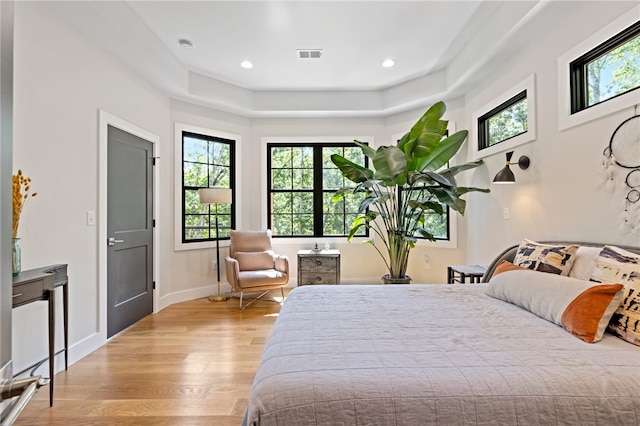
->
<box><xmin>297</xmin><ymin>249</ymin><xmax>340</xmax><ymax>285</ymax></box>
<box><xmin>12</xmin><ymin>264</ymin><xmax>68</xmax><ymax>407</ymax></box>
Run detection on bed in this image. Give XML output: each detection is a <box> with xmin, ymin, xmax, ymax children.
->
<box><xmin>244</xmin><ymin>242</ymin><xmax>640</xmax><ymax>425</ymax></box>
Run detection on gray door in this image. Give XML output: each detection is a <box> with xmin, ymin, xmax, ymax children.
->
<box><xmin>107</xmin><ymin>125</ymin><xmax>153</xmax><ymax>338</ymax></box>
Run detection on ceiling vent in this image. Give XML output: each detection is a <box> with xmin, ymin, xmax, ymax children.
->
<box><xmin>297</xmin><ymin>49</ymin><xmax>322</xmax><ymax>59</ymax></box>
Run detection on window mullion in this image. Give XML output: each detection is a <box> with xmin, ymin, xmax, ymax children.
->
<box><xmin>313</xmin><ymin>145</ymin><xmax>323</xmax><ymax>237</ymax></box>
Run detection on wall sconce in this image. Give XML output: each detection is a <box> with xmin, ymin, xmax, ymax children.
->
<box><xmin>493</xmin><ymin>151</ymin><xmax>530</xmax><ymax>184</ymax></box>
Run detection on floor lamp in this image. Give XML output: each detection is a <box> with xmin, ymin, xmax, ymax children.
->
<box><xmin>198</xmin><ymin>187</ymin><xmax>232</xmax><ymax>302</ymax></box>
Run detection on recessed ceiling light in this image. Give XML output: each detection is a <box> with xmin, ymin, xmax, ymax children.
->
<box><xmin>178</xmin><ymin>39</ymin><xmax>193</xmax><ymax>49</ymax></box>
<box><xmin>382</xmin><ymin>59</ymin><xmax>395</xmax><ymax>68</ymax></box>
<box><xmin>240</xmin><ymin>61</ymin><xmax>253</xmax><ymax>69</ymax></box>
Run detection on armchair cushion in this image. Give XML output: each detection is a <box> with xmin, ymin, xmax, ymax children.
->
<box><xmin>237</xmin><ymin>269</ymin><xmax>288</xmax><ymax>289</ymax></box>
<box><xmin>235</xmin><ymin>250</ymin><xmax>275</xmax><ymax>271</ymax></box>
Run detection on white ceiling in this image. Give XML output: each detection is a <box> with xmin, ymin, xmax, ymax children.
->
<box><xmin>128</xmin><ymin>1</ymin><xmax>483</xmax><ymax>91</ymax></box>
<box><xmin>42</xmin><ymin>1</ymin><xmax>631</xmax><ymax>118</ymax></box>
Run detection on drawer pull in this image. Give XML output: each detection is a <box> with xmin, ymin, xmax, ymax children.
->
<box><xmin>13</xmin><ymin>293</ymin><xmax>22</xmax><ymax>298</ymax></box>
<box><xmin>315</xmin><ymin>260</ymin><xmax>322</xmax><ymax>266</ymax></box>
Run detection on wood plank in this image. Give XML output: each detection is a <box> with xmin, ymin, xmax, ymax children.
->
<box><xmin>14</xmin><ymin>291</ymin><xmax>286</xmax><ymax>425</ymax></box>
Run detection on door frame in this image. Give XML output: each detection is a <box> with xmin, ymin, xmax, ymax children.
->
<box><xmin>98</xmin><ymin>110</ymin><xmax>159</xmax><ymax>342</ymax></box>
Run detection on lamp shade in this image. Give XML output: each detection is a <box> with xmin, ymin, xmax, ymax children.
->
<box><xmin>493</xmin><ymin>165</ymin><xmax>516</xmax><ymax>183</ymax></box>
<box><xmin>198</xmin><ymin>187</ymin><xmax>232</xmax><ymax>204</ymax></box>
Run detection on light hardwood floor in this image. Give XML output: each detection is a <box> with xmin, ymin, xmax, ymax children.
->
<box><xmin>15</xmin><ymin>292</ymin><xmax>286</xmax><ymax>425</ymax></box>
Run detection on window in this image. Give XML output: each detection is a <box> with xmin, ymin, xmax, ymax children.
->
<box><xmin>267</xmin><ymin>143</ymin><xmax>367</xmax><ymax>238</ymax></box>
<box><xmin>180</xmin><ymin>130</ymin><xmax>235</xmax><ymax>244</ymax></box>
<box><xmin>477</xmin><ymin>91</ymin><xmax>528</xmax><ymax>150</ymax></box>
<box><xmin>471</xmin><ymin>74</ymin><xmax>536</xmax><ymax>160</ymax></box>
<box><xmin>558</xmin><ymin>7</ymin><xmax>639</xmax><ymax>130</ymax></box>
<box><xmin>570</xmin><ymin>21</ymin><xmax>640</xmax><ymax>114</ymax></box>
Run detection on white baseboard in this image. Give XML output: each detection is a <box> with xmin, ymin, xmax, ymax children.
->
<box><xmin>157</xmin><ymin>284</ymin><xmax>216</xmax><ymax>312</ymax></box>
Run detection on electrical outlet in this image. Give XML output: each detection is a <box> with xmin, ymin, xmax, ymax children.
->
<box><xmin>503</xmin><ymin>207</ymin><xmax>510</xmax><ymax>220</ymax></box>
<box><xmin>424</xmin><ymin>255</ymin><xmax>431</xmax><ymax>269</ymax></box>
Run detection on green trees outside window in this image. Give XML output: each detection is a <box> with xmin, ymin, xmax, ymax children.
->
<box><xmin>268</xmin><ymin>143</ymin><xmax>367</xmax><ymax>237</ymax></box>
<box><xmin>477</xmin><ymin>91</ymin><xmax>528</xmax><ymax>150</ymax></box>
<box><xmin>182</xmin><ymin>131</ymin><xmax>235</xmax><ymax>242</ymax></box>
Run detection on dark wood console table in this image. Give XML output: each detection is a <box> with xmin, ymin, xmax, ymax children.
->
<box><xmin>12</xmin><ymin>264</ymin><xmax>68</xmax><ymax>407</ymax></box>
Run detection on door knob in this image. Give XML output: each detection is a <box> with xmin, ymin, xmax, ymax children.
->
<box><xmin>107</xmin><ymin>237</ymin><xmax>124</xmax><ymax>246</ymax></box>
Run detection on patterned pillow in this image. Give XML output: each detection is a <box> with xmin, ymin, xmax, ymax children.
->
<box><xmin>487</xmin><ymin>268</ymin><xmax>624</xmax><ymax>343</ymax></box>
<box><xmin>590</xmin><ymin>245</ymin><xmax>640</xmax><ymax>346</ymax></box>
<box><xmin>512</xmin><ymin>238</ymin><xmax>579</xmax><ymax>276</ymax></box>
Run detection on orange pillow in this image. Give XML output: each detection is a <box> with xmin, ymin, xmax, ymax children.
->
<box><xmin>492</xmin><ymin>260</ymin><xmax>528</xmax><ymax>277</ymax></box>
<box><xmin>561</xmin><ymin>284</ymin><xmax>625</xmax><ymax>343</ymax></box>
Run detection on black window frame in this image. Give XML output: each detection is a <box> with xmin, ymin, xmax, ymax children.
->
<box><xmin>477</xmin><ymin>90</ymin><xmax>528</xmax><ymax>151</ymax></box>
<box><xmin>267</xmin><ymin>142</ymin><xmax>369</xmax><ymax>238</ymax></box>
<box><xmin>181</xmin><ymin>130</ymin><xmax>236</xmax><ymax>244</ymax></box>
<box><xmin>570</xmin><ymin>20</ymin><xmax>640</xmax><ymax>114</ymax></box>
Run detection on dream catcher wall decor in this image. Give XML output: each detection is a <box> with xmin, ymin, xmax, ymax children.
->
<box><xmin>601</xmin><ymin>105</ymin><xmax>640</xmax><ymax>234</ymax></box>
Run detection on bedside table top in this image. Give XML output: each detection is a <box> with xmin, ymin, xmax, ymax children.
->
<box><xmin>298</xmin><ymin>249</ymin><xmax>340</xmax><ymax>256</ymax></box>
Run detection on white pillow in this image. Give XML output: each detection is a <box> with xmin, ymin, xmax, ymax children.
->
<box><xmin>568</xmin><ymin>246</ymin><xmax>602</xmax><ymax>281</ymax></box>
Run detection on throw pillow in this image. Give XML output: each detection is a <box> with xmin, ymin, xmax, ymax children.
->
<box><xmin>492</xmin><ymin>259</ymin><xmax>528</xmax><ymax>277</ymax></box>
<box><xmin>590</xmin><ymin>245</ymin><xmax>640</xmax><ymax>346</ymax></box>
<box><xmin>568</xmin><ymin>246</ymin><xmax>602</xmax><ymax>281</ymax></box>
<box><xmin>486</xmin><ymin>269</ymin><xmax>624</xmax><ymax>343</ymax></box>
<box><xmin>512</xmin><ymin>238</ymin><xmax>578</xmax><ymax>276</ymax></box>
<box><xmin>235</xmin><ymin>251</ymin><xmax>275</xmax><ymax>271</ymax></box>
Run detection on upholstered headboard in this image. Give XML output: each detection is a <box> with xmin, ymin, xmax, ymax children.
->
<box><xmin>481</xmin><ymin>241</ymin><xmax>640</xmax><ymax>283</ymax></box>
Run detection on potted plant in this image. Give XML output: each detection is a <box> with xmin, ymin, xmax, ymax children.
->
<box><xmin>331</xmin><ymin>101</ymin><xmax>489</xmax><ymax>283</ymax></box>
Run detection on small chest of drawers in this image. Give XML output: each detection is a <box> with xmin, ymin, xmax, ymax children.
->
<box><xmin>297</xmin><ymin>249</ymin><xmax>341</xmax><ymax>285</ymax></box>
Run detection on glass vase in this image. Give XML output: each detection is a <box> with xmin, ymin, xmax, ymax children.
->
<box><xmin>12</xmin><ymin>237</ymin><xmax>21</xmax><ymax>276</ymax></box>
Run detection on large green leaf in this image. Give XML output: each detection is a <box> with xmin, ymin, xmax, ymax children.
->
<box><xmin>421</xmin><ymin>171</ymin><xmax>455</xmax><ymax>187</ymax></box>
<box><xmin>396</xmin><ymin>131</ymin><xmax>411</xmax><ymax>153</ymax></box>
<box><xmin>331</xmin><ymin>154</ymin><xmax>373</xmax><ymax>183</ymax></box>
<box><xmin>409</xmin><ymin>102</ymin><xmax>448</xmax><ymax>158</ymax></box>
<box><xmin>347</xmin><ymin>221</ymin><xmax>368</xmax><ymax>241</ymax></box>
<box><xmin>430</xmin><ymin>187</ymin><xmax>466</xmax><ymax>214</ymax></box>
<box><xmin>417</xmin><ymin>130</ymin><xmax>468</xmax><ymax>172</ymax></box>
<box><xmin>454</xmin><ymin>186</ymin><xmax>491</xmax><ymax>196</ymax></box>
<box><xmin>408</xmin><ymin>200</ymin><xmax>445</xmax><ymax>215</ymax></box>
<box><xmin>416</xmin><ymin>228</ymin><xmax>436</xmax><ymax>241</ymax></box>
<box><xmin>355</xmin><ymin>140</ymin><xmax>376</xmax><ymax>159</ymax></box>
<box><xmin>372</xmin><ymin>146</ymin><xmax>407</xmax><ymax>185</ymax></box>
<box><xmin>331</xmin><ymin>186</ymin><xmax>359</xmax><ymax>203</ymax></box>
<box><xmin>359</xmin><ymin>195</ymin><xmax>386</xmax><ymax>213</ymax></box>
<box><xmin>441</xmin><ymin>159</ymin><xmax>484</xmax><ymax>177</ymax></box>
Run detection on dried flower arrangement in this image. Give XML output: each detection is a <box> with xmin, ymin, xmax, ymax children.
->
<box><xmin>12</xmin><ymin>169</ymin><xmax>37</xmax><ymax>238</ymax></box>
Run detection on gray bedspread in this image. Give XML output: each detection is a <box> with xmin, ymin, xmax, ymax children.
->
<box><xmin>247</xmin><ymin>284</ymin><xmax>640</xmax><ymax>425</ymax></box>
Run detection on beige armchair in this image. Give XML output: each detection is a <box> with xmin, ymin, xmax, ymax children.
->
<box><xmin>225</xmin><ymin>229</ymin><xmax>289</xmax><ymax>309</ymax></box>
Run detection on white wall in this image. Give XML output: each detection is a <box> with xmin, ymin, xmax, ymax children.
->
<box><xmin>464</xmin><ymin>1</ymin><xmax>640</xmax><ymax>266</ymax></box>
<box><xmin>12</xmin><ymin>2</ymin><xmax>172</xmax><ymax>373</ymax></box>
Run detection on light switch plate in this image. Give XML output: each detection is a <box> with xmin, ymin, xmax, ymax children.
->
<box><xmin>87</xmin><ymin>211</ymin><xmax>96</xmax><ymax>226</ymax></box>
